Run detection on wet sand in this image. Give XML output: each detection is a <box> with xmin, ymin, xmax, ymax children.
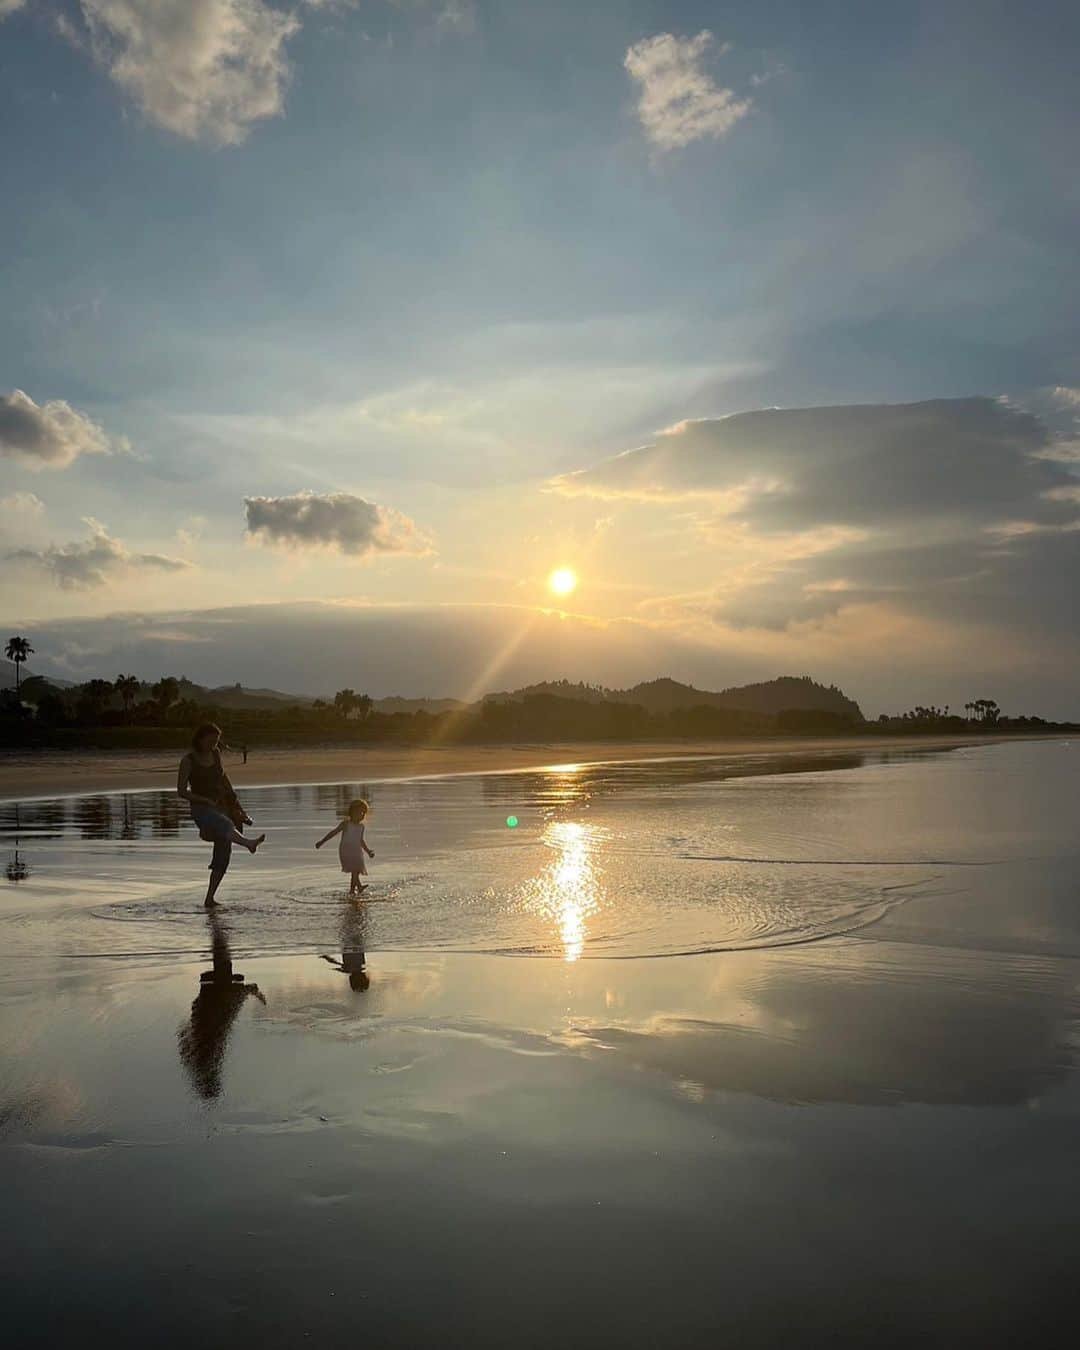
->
<box><xmin>3</xmin><ymin>739</ymin><xmax>1079</xmax><ymax>1347</ymax></box>
<box><xmin>0</xmin><ymin>730</ymin><xmax>1044</xmax><ymax>799</ymax></box>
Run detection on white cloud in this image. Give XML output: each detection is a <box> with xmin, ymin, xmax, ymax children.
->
<box><xmin>0</xmin><ymin>389</ymin><xmax>124</xmax><ymax>470</ymax></box>
<box><xmin>8</xmin><ymin>518</ymin><xmax>192</xmax><ymax>589</ymax></box>
<box><xmin>244</xmin><ymin>491</ymin><xmax>433</xmax><ymax>558</ymax></box>
<box><xmin>0</xmin><ymin>0</ymin><xmax>27</xmax><ymax>20</ymax></box>
<box><xmin>77</xmin><ymin>0</ymin><xmax>301</xmax><ymax>146</ymax></box>
<box><xmin>624</xmin><ymin>30</ymin><xmax>751</xmax><ymax>151</ymax></box>
<box><xmin>0</xmin><ymin>491</ymin><xmax>46</xmax><ymax>518</ymax></box>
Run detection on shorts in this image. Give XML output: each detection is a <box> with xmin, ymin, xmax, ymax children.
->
<box><xmin>191</xmin><ymin>804</ymin><xmax>235</xmax><ymax>873</ymax></box>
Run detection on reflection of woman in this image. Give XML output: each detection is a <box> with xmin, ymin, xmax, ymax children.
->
<box><xmin>177</xmin><ymin>911</ymin><xmax>265</xmax><ymax>1100</ymax></box>
<box><xmin>178</xmin><ymin>723</ymin><xmax>265</xmax><ymax>907</ymax></box>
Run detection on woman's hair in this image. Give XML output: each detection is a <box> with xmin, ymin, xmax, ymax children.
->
<box><xmin>191</xmin><ymin>722</ymin><xmax>223</xmax><ymax>751</ymax></box>
<box><xmin>345</xmin><ymin>798</ymin><xmax>369</xmax><ymax>820</ymax></box>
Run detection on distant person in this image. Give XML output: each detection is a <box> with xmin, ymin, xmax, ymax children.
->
<box><xmin>178</xmin><ymin>723</ymin><xmax>265</xmax><ymax>907</ymax></box>
<box><xmin>315</xmin><ymin>798</ymin><xmax>375</xmax><ymax>897</ymax></box>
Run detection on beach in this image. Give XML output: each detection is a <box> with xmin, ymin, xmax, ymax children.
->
<box><xmin>0</xmin><ymin>730</ymin><xmax>1045</xmax><ymax>799</ymax></box>
<box><xmin>3</xmin><ymin>737</ymin><xmax>1080</xmax><ymax>1346</ymax></box>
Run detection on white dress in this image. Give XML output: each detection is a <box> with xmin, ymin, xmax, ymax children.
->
<box><xmin>339</xmin><ymin>821</ymin><xmax>368</xmax><ymax>875</ymax></box>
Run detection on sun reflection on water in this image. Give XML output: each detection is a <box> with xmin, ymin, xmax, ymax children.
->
<box><xmin>519</xmin><ymin>820</ymin><xmax>604</xmax><ymax>961</ymax></box>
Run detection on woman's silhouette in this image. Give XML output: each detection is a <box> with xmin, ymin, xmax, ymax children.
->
<box><xmin>178</xmin><ymin>723</ymin><xmax>264</xmax><ymax>907</ymax></box>
<box><xmin>177</xmin><ymin>910</ymin><xmax>265</xmax><ymax>1100</ymax></box>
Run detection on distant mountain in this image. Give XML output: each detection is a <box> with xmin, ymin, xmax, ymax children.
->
<box><xmin>197</xmin><ymin>682</ymin><xmax>315</xmax><ymax>710</ymax></box>
<box><xmin>485</xmin><ymin>674</ymin><xmax>864</xmax><ymax>721</ymax></box>
<box><xmin>1</xmin><ymin>662</ymin><xmax>75</xmax><ymax>692</ymax></box>
<box><xmin>5</xmin><ymin>661</ymin><xmax>862</xmax><ymax>724</ymax></box>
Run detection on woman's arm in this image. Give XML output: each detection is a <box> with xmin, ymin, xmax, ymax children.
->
<box><xmin>315</xmin><ymin>821</ymin><xmax>345</xmax><ymax>849</ymax></box>
<box><xmin>177</xmin><ymin>755</ymin><xmax>210</xmax><ymax>806</ymax></box>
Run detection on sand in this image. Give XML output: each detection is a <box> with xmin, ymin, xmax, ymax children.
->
<box><xmin>0</xmin><ymin>731</ymin><xmax>1045</xmax><ymax>800</ymax></box>
<box><xmin>3</xmin><ymin>737</ymin><xmax>1079</xmax><ymax>1345</ymax></box>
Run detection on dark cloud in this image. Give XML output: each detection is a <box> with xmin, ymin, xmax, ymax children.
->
<box><xmin>557</xmin><ymin>398</ymin><xmax>1080</xmax><ymax>644</ymax></box>
<box><xmin>552</xmin><ymin>398</ymin><xmax>1070</xmax><ymax>526</ymax></box>
<box><xmin>2</xmin><ymin>602</ymin><xmax>762</xmax><ymax>699</ymax></box>
<box><xmin>7</xmin><ymin>519</ymin><xmax>191</xmax><ymax>589</ymax></box>
<box><xmin>0</xmin><ymin>389</ymin><xmax>121</xmax><ymax>470</ymax></box>
<box><xmin>244</xmin><ymin>491</ymin><xmax>432</xmax><ymax>558</ymax></box>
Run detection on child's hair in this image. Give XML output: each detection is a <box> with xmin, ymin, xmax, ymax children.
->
<box><xmin>345</xmin><ymin>798</ymin><xmax>369</xmax><ymax>821</ymax></box>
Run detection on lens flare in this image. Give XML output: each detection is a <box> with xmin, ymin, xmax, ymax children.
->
<box><xmin>547</xmin><ymin>567</ymin><xmax>578</xmax><ymax>597</ymax></box>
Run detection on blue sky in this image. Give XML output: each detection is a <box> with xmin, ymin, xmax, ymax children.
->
<box><xmin>1</xmin><ymin>0</ymin><xmax>1078</xmax><ymax>713</ymax></box>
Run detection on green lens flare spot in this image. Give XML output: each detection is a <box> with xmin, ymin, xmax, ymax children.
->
<box><xmin>506</xmin><ymin>815</ymin><xmax>519</xmax><ymax>829</ymax></box>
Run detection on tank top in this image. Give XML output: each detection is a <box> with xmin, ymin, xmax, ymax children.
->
<box><xmin>188</xmin><ymin>751</ymin><xmax>226</xmax><ymax>806</ymax></box>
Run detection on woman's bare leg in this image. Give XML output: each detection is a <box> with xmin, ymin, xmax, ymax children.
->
<box><xmin>205</xmin><ymin>868</ymin><xmax>227</xmax><ymax>908</ymax></box>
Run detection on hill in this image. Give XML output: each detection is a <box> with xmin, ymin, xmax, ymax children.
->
<box><xmin>1</xmin><ymin>661</ymin><xmax>75</xmax><ymax>691</ymax></box>
<box><xmin>484</xmin><ymin>674</ymin><xmax>864</xmax><ymax>721</ymax></box>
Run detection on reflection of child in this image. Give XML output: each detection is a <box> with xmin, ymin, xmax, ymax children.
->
<box><xmin>321</xmin><ymin>951</ymin><xmax>370</xmax><ymax>992</ymax></box>
<box><xmin>316</xmin><ymin>799</ymin><xmax>375</xmax><ymax>897</ymax></box>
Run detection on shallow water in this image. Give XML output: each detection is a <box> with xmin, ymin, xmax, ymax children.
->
<box><xmin>3</xmin><ymin>740</ymin><xmax>1080</xmax><ymax>1348</ymax></box>
<box><xmin>5</xmin><ymin>742</ymin><xmax>1074</xmax><ymax>962</ymax></box>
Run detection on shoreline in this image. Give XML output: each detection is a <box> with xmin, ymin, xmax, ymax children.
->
<box><xmin>0</xmin><ymin>731</ymin><xmax>1060</xmax><ymax>800</ymax></box>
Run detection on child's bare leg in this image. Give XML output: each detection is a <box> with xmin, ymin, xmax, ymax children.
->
<box><xmin>237</xmin><ymin>830</ymin><xmax>265</xmax><ymax>853</ymax></box>
<box><xmin>349</xmin><ymin>871</ymin><xmax>360</xmax><ymax>894</ymax></box>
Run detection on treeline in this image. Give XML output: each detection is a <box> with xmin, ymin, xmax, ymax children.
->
<box><xmin>2</xmin><ymin>680</ymin><xmax>1070</xmax><ymax>750</ymax></box>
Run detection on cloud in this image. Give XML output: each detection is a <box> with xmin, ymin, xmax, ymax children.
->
<box><xmin>0</xmin><ymin>389</ymin><xmax>124</xmax><ymax>470</ymax></box>
<box><xmin>8</xmin><ymin>518</ymin><xmax>192</xmax><ymax>589</ymax></box>
<box><xmin>244</xmin><ymin>491</ymin><xmax>433</xmax><ymax>558</ymax></box>
<box><xmin>552</xmin><ymin>398</ymin><xmax>1067</xmax><ymax>523</ymax></box>
<box><xmin>554</xmin><ymin>398</ymin><xmax>1080</xmax><ymax>638</ymax></box>
<box><xmin>0</xmin><ymin>491</ymin><xmax>46</xmax><ymax>518</ymax></box>
<box><xmin>75</xmin><ymin>0</ymin><xmax>301</xmax><ymax>146</ymax></box>
<box><xmin>0</xmin><ymin>0</ymin><xmax>27</xmax><ymax>20</ymax></box>
<box><xmin>6</xmin><ymin>600</ymin><xmax>765</xmax><ymax>699</ymax></box>
<box><xmin>624</xmin><ymin>30</ymin><xmax>751</xmax><ymax>151</ymax></box>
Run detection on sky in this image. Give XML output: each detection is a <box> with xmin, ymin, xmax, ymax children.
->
<box><xmin>1</xmin><ymin>0</ymin><xmax>1078</xmax><ymax>716</ymax></box>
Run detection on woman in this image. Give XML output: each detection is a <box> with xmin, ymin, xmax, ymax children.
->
<box><xmin>178</xmin><ymin>723</ymin><xmax>265</xmax><ymax>907</ymax></box>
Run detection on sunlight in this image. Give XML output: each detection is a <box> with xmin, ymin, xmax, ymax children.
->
<box><xmin>525</xmin><ymin>819</ymin><xmax>602</xmax><ymax>962</ymax></box>
<box><xmin>547</xmin><ymin>566</ymin><xmax>578</xmax><ymax>597</ymax></box>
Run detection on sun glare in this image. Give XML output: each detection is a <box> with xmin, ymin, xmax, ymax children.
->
<box><xmin>548</xmin><ymin>566</ymin><xmax>578</xmax><ymax>597</ymax></box>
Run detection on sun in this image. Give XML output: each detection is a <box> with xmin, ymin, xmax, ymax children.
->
<box><xmin>547</xmin><ymin>566</ymin><xmax>578</xmax><ymax>597</ymax></box>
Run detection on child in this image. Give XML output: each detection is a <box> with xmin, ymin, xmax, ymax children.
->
<box><xmin>316</xmin><ymin>799</ymin><xmax>375</xmax><ymax>896</ymax></box>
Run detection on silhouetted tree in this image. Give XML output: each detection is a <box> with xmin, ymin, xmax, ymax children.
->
<box><xmin>114</xmin><ymin>673</ymin><xmax>140</xmax><ymax>719</ymax></box>
<box><xmin>151</xmin><ymin>676</ymin><xmax>180</xmax><ymax>717</ymax></box>
<box><xmin>334</xmin><ymin>689</ymin><xmax>358</xmax><ymax>718</ymax></box>
<box><xmin>5</xmin><ymin>635</ymin><xmax>33</xmax><ymax>693</ymax></box>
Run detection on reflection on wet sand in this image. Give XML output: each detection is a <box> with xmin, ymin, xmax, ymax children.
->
<box><xmin>321</xmin><ymin>902</ymin><xmax>371</xmax><ymax>991</ymax></box>
<box><xmin>177</xmin><ymin>912</ymin><xmax>265</xmax><ymax>1100</ymax></box>
<box><xmin>517</xmin><ymin>820</ymin><xmax>603</xmax><ymax>960</ymax></box>
<box><xmin>5</xmin><ymin>807</ymin><xmax>29</xmax><ymax>883</ymax></box>
<box><xmin>560</xmin><ymin>943</ymin><xmax>1080</xmax><ymax>1107</ymax></box>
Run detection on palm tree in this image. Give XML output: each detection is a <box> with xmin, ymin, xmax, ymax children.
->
<box><xmin>151</xmin><ymin>676</ymin><xmax>180</xmax><ymax>717</ymax></box>
<box><xmin>5</xmin><ymin>636</ymin><xmax>34</xmax><ymax>694</ymax></box>
<box><xmin>355</xmin><ymin>694</ymin><xmax>373</xmax><ymax>719</ymax></box>
<box><xmin>114</xmin><ymin>674</ymin><xmax>140</xmax><ymax>720</ymax></box>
